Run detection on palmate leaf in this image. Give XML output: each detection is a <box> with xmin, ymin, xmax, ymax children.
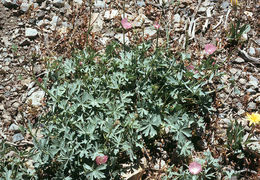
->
<box><xmin>85</xmin><ymin>164</ymin><xmax>107</xmax><ymax>180</ymax></box>
<box><xmin>140</xmin><ymin>115</ymin><xmax>161</xmax><ymax>137</ymax></box>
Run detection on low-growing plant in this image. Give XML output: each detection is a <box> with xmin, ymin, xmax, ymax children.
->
<box><xmin>0</xmin><ymin>42</ymin><xmax>220</xmax><ymax>179</ymax></box>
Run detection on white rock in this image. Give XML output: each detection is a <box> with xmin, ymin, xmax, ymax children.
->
<box><xmin>132</xmin><ymin>14</ymin><xmax>151</xmax><ymax>27</ymax></box>
<box><xmin>115</xmin><ymin>33</ymin><xmax>130</xmax><ymax>45</ymax></box>
<box><xmin>20</xmin><ymin>2</ymin><xmax>31</xmax><ymax>12</ymax></box>
<box><xmin>94</xmin><ymin>0</ymin><xmax>106</xmax><ymax>8</ymax></box>
<box><xmin>249</xmin><ymin>75</ymin><xmax>258</xmax><ymax>88</ymax></box>
<box><xmin>104</xmin><ymin>9</ymin><xmax>119</xmax><ymax>20</ymax></box>
<box><xmin>50</xmin><ymin>15</ymin><xmax>59</xmax><ymax>31</ymax></box>
<box><xmin>248</xmin><ymin>47</ymin><xmax>255</xmax><ymax>56</ymax></box>
<box><xmin>99</xmin><ymin>37</ymin><xmax>110</xmax><ymax>46</ymax></box>
<box><xmin>9</xmin><ymin>124</ymin><xmax>20</xmax><ymax>131</ymax></box>
<box><xmin>248</xmin><ymin>102</ymin><xmax>256</xmax><ymax>110</ymax></box>
<box><xmin>239</xmin><ymin>78</ymin><xmax>247</xmax><ymax>85</ymax></box>
<box><xmin>144</xmin><ymin>27</ymin><xmax>157</xmax><ymax>38</ymax></box>
<box><xmin>13</xmin><ymin>133</ymin><xmax>24</xmax><ymax>142</ymax></box>
<box><xmin>27</xmin><ymin>90</ymin><xmax>45</xmax><ymax>106</ymax></box>
<box><xmin>174</xmin><ymin>14</ymin><xmax>181</xmax><ymax>23</ymax></box>
<box><xmin>255</xmin><ymin>96</ymin><xmax>260</xmax><ymax>103</ymax></box>
<box><xmin>25</xmin><ymin>28</ymin><xmax>38</xmax><ymax>38</ymax></box>
<box><xmin>90</xmin><ymin>13</ymin><xmax>104</xmax><ymax>33</ymax></box>
<box><xmin>234</xmin><ymin>57</ymin><xmax>245</xmax><ymax>63</ymax></box>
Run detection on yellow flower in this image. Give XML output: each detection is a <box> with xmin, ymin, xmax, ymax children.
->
<box><xmin>246</xmin><ymin>112</ymin><xmax>260</xmax><ymax>126</ymax></box>
<box><xmin>230</xmin><ymin>0</ymin><xmax>238</xmax><ymax>6</ymax></box>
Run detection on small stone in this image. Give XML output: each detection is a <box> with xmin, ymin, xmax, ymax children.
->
<box><xmin>13</xmin><ymin>133</ymin><xmax>24</xmax><ymax>142</ymax></box>
<box><xmin>229</xmin><ymin>68</ymin><xmax>238</xmax><ymax>74</ymax></box>
<box><xmin>94</xmin><ymin>0</ymin><xmax>106</xmax><ymax>8</ymax></box>
<box><xmin>248</xmin><ymin>102</ymin><xmax>256</xmax><ymax>110</ymax></box>
<box><xmin>9</xmin><ymin>123</ymin><xmax>20</xmax><ymax>132</ymax></box>
<box><xmin>255</xmin><ymin>96</ymin><xmax>260</xmax><ymax>103</ymax></box>
<box><xmin>53</xmin><ymin>0</ymin><xmax>64</xmax><ymax>7</ymax></box>
<box><xmin>249</xmin><ymin>75</ymin><xmax>258</xmax><ymax>88</ymax></box>
<box><xmin>12</xmin><ymin>102</ymin><xmax>20</xmax><ymax>108</ymax></box>
<box><xmin>137</xmin><ymin>0</ymin><xmax>145</xmax><ymax>7</ymax></box>
<box><xmin>0</xmin><ymin>104</ymin><xmax>4</xmax><ymax>111</ymax></box>
<box><xmin>236</xmin><ymin>102</ymin><xmax>243</xmax><ymax>109</ymax></box>
<box><xmin>248</xmin><ymin>47</ymin><xmax>256</xmax><ymax>56</ymax></box>
<box><xmin>50</xmin><ymin>15</ymin><xmax>59</xmax><ymax>30</ymax></box>
<box><xmin>104</xmin><ymin>9</ymin><xmax>119</xmax><ymax>20</ymax></box>
<box><xmin>154</xmin><ymin>159</ymin><xmax>166</xmax><ymax>170</ymax></box>
<box><xmin>234</xmin><ymin>57</ymin><xmax>245</xmax><ymax>63</ymax></box>
<box><xmin>237</xmin><ymin>109</ymin><xmax>245</xmax><ymax>115</ymax></box>
<box><xmin>36</xmin><ymin>10</ymin><xmax>45</xmax><ymax>19</ymax></box>
<box><xmin>239</xmin><ymin>78</ymin><xmax>247</xmax><ymax>85</ymax></box>
<box><xmin>33</xmin><ymin>64</ymin><xmax>42</xmax><ymax>74</ymax></box>
<box><xmin>20</xmin><ymin>2</ymin><xmax>31</xmax><ymax>12</ymax></box>
<box><xmin>144</xmin><ymin>27</ymin><xmax>157</xmax><ymax>38</ymax></box>
<box><xmin>247</xmin><ymin>88</ymin><xmax>256</xmax><ymax>94</ymax></box>
<box><xmin>174</xmin><ymin>14</ymin><xmax>181</xmax><ymax>23</ymax></box>
<box><xmin>90</xmin><ymin>13</ymin><xmax>104</xmax><ymax>33</ymax></box>
<box><xmin>132</xmin><ymin>14</ymin><xmax>151</xmax><ymax>28</ymax></box>
<box><xmin>27</xmin><ymin>90</ymin><xmax>45</xmax><ymax>106</ymax></box>
<box><xmin>25</xmin><ymin>28</ymin><xmax>38</xmax><ymax>38</ymax></box>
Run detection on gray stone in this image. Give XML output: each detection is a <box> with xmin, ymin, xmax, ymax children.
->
<box><xmin>104</xmin><ymin>9</ymin><xmax>118</xmax><ymax>20</ymax></box>
<box><xmin>255</xmin><ymin>96</ymin><xmax>260</xmax><ymax>103</ymax></box>
<box><xmin>9</xmin><ymin>124</ymin><xmax>20</xmax><ymax>131</ymax></box>
<box><xmin>229</xmin><ymin>68</ymin><xmax>238</xmax><ymax>74</ymax></box>
<box><xmin>249</xmin><ymin>75</ymin><xmax>258</xmax><ymax>88</ymax></box>
<box><xmin>25</xmin><ymin>28</ymin><xmax>38</xmax><ymax>38</ymax></box>
<box><xmin>234</xmin><ymin>57</ymin><xmax>245</xmax><ymax>63</ymax></box>
<box><xmin>90</xmin><ymin>13</ymin><xmax>104</xmax><ymax>33</ymax></box>
<box><xmin>94</xmin><ymin>0</ymin><xmax>106</xmax><ymax>8</ymax></box>
<box><xmin>53</xmin><ymin>0</ymin><xmax>64</xmax><ymax>7</ymax></box>
<box><xmin>236</xmin><ymin>102</ymin><xmax>243</xmax><ymax>109</ymax></box>
<box><xmin>247</xmin><ymin>88</ymin><xmax>256</xmax><ymax>93</ymax></box>
<box><xmin>73</xmin><ymin>0</ymin><xmax>82</xmax><ymax>5</ymax></box>
<box><xmin>12</xmin><ymin>102</ymin><xmax>20</xmax><ymax>108</ymax></box>
<box><xmin>144</xmin><ymin>27</ymin><xmax>157</xmax><ymax>38</ymax></box>
<box><xmin>174</xmin><ymin>14</ymin><xmax>181</xmax><ymax>23</ymax></box>
<box><xmin>221</xmin><ymin>1</ymin><xmax>229</xmax><ymax>11</ymax></box>
<box><xmin>248</xmin><ymin>102</ymin><xmax>256</xmax><ymax>110</ymax></box>
<box><xmin>36</xmin><ymin>10</ymin><xmax>45</xmax><ymax>19</ymax></box>
<box><xmin>50</xmin><ymin>15</ymin><xmax>59</xmax><ymax>30</ymax></box>
<box><xmin>248</xmin><ymin>47</ymin><xmax>256</xmax><ymax>56</ymax></box>
<box><xmin>239</xmin><ymin>78</ymin><xmax>247</xmax><ymax>85</ymax></box>
<box><xmin>137</xmin><ymin>0</ymin><xmax>145</xmax><ymax>7</ymax></box>
<box><xmin>20</xmin><ymin>2</ymin><xmax>31</xmax><ymax>12</ymax></box>
<box><xmin>237</xmin><ymin>109</ymin><xmax>245</xmax><ymax>115</ymax></box>
<box><xmin>12</xmin><ymin>133</ymin><xmax>24</xmax><ymax>142</ymax></box>
<box><xmin>27</xmin><ymin>90</ymin><xmax>45</xmax><ymax>106</ymax></box>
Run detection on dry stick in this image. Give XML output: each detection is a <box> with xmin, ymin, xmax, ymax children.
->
<box><xmin>212</xmin><ymin>15</ymin><xmax>223</xmax><ymax>30</ymax></box>
<box><xmin>224</xmin><ymin>8</ymin><xmax>231</xmax><ymax>30</ymax></box>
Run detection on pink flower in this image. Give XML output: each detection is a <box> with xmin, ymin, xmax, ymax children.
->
<box><xmin>79</xmin><ymin>61</ymin><xmax>83</xmax><ymax>66</ymax></box>
<box><xmin>95</xmin><ymin>155</ymin><xmax>108</xmax><ymax>165</ymax></box>
<box><xmin>186</xmin><ymin>65</ymin><xmax>195</xmax><ymax>71</ymax></box>
<box><xmin>153</xmin><ymin>22</ymin><xmax>160</xmax><ymax>30</ymax></box>
<box><xmin>189</xmin><ymin>162</ymin><xmax>202</xmax><ymax>175</ymax></box>
<box><xmin>205</xmin><ymin>44</ymin><xmax>217</xmax><ymax>55</ymax></box>
<box><xmin>38</xmin><ymin>77</ymin><xmax>42</xmax><ymax>83</ymax></box>
<box><xmin>121</xmin><ymin>18</ymin><xmax>132</xmax><ymax>30</ymax></box>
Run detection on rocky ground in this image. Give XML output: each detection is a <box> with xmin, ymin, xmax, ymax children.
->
<box><xmin>0</xmin><ymin>0</ymin><xmax>259</xmax><ymax>178</ymax></box>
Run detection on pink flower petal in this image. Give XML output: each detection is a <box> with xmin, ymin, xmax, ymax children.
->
<box><xmin>121</xmin><ymin>18</ymin><xmax>132</xmax><ymax>30</ymax></box>
<box><xmin>205</xmin><ymin>44</ymin><xmax>217</xmax><ymax>55</ymax></box>
<box><xmin>189</xmin><ymin>162</ymin><xmax>202</xmax><ymax>175</ymax></box>
<box><xmin>153</xmin><ymin>22</ymin><xmax>160</xmax><ymax>29</ymax></box>
<box><xmin>95</xmin><ymin>155</ymin><xmax>108</xmax><ymax>165</ymax></box>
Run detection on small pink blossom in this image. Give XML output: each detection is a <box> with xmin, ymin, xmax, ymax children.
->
<box><xmin>121</xmin><ymin>18</ymin><xmax>132</xmax><ymax>30</ymax></box>
<box><xmin>205</xmin><ymin>44</ymin><xmax>217</xmax><ymax>55</ymax></box>
<box><xmin>95</xmin><ymin>155</ymin><xmax>108</xmax><ymax>165</ymax></box>
<box><xmin>38</xmin><ymin>77</ymin><xmax>42</xmax><ymax>83</ymax></box>
<box><xmin>153</xmin><ymin>22</ymin><xmax>160</xmax><ymax>30</ymax></box>
<box><xmin>79</xmin><ymin>61</ymin><xmax>83</xmax><ymax>66</ymax></box>
<box><xmin>189</xmin><ymin>162</ymin><xmax>202</xmax><ymax>175</ymax></box>
<box><xmin>186</xmin><ymin>65</ymin><xmax>195</xmax><ymax>71</ymax></box>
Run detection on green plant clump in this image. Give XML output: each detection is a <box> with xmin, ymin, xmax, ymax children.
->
<box><xmin>0</xmin><ymin>43</ymin><xmax>219</xmax><ymax>179</ymax></box>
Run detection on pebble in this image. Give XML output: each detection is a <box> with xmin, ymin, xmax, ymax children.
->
<box><xmin>9</xmin><ymin>123</ymin><xmax>20</xmax><ymax>132</ymax></box>
<box><xmin>50</xmin><ymin>15</ymin><xmax>59</xmax><ymax>31</ymax></box>
<box><xmin>248</xmin><ymin>47</ymin><xmax>255</xmax><ymax>56</ymax></box>
<box><xmin>255</xmin><ymin>96</ymin><xmax>260</xmax><ymax>103</ymax></box>
<box><xmin>248</xmin><ymin>75</ymin><xmax>258</xmax><ymax>88</ymax></box>
<box><xmin>237</xmin><ymin>109</ymin><xmax>245</xmax><ymax>116</ymax></box>
<box><xmin>104</xmin><ymin>9</ymin><xmax>119</xmax><ymax>20</ymax></box>
<box><xmin>12</xmin><ymin>133</ymin><xmax>24</xmax><ymax>142</ymax></box>
<box><xmin>239</xmin><ymin>78</ymin><xmax>247</xmax><ymax>85</ymax></box>
<box><xmin>247</xmin><ymin>102</ymin><xmax>256</xmax><ymax>110</ymax></box>
<box><xmin>234</xmin><ymin>57</ymin><xmax>245</xmax><ymax>63</ymax></box>
<box><xmin>20</xmin><ymin>2</ymin><xmax>31</xmax><ymax>13</ymax></box>
<box><xmin>144</xmin><ymin>27</ymin><xmax>157</xmax><ymax>38</ymax></box>
<box><xmin>174</xmin><ymin>14</ymin><xmax>181</xmax><ymax>23</ymax></box>
<box><xmin>115</xmin><ymin>33</ymin><xmax>130</xmax><ymax>45</ymax></box>
<box><xmin>90</xmin><ymin>13</ymin><xmax>104</xmax><ymax>33</ymax></box>
<box><xmin>94</xmin><ymin>0</ymin><xmax>106</xmax><ymax>8</ymax></box>
<box><xmin>25</xmin><ymin>28</ymin><xmax>38</xmax><ymax>38</ymax></box>
<box><xmin>229</xmin><ymin>68</ymin><xmax>238</xmax><ymax>75</ymax></box>
<box><xmin>12</xmin><ymin>102</ymin><xmax>20</xmax><ymax>108</ymax></box>
<box><xmin>53</xmin><ymin>0</ymin><xmax>65</xmax><ymax>8</ymax></box>
<box><xmin>2</xmin><ymin>0</ymin><xmax>19</xmax><ymax>8</ymax></box>
<box><xmin>27</xmin><ymin>90</ymin><xmax>45</xmax><ymax>106</ymax></box>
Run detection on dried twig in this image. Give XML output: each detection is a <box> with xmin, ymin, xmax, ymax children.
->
<box><xmin>238</xmin><ymin>48</ymin><xmax>260</xmax><ymax>65</ymax></box>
